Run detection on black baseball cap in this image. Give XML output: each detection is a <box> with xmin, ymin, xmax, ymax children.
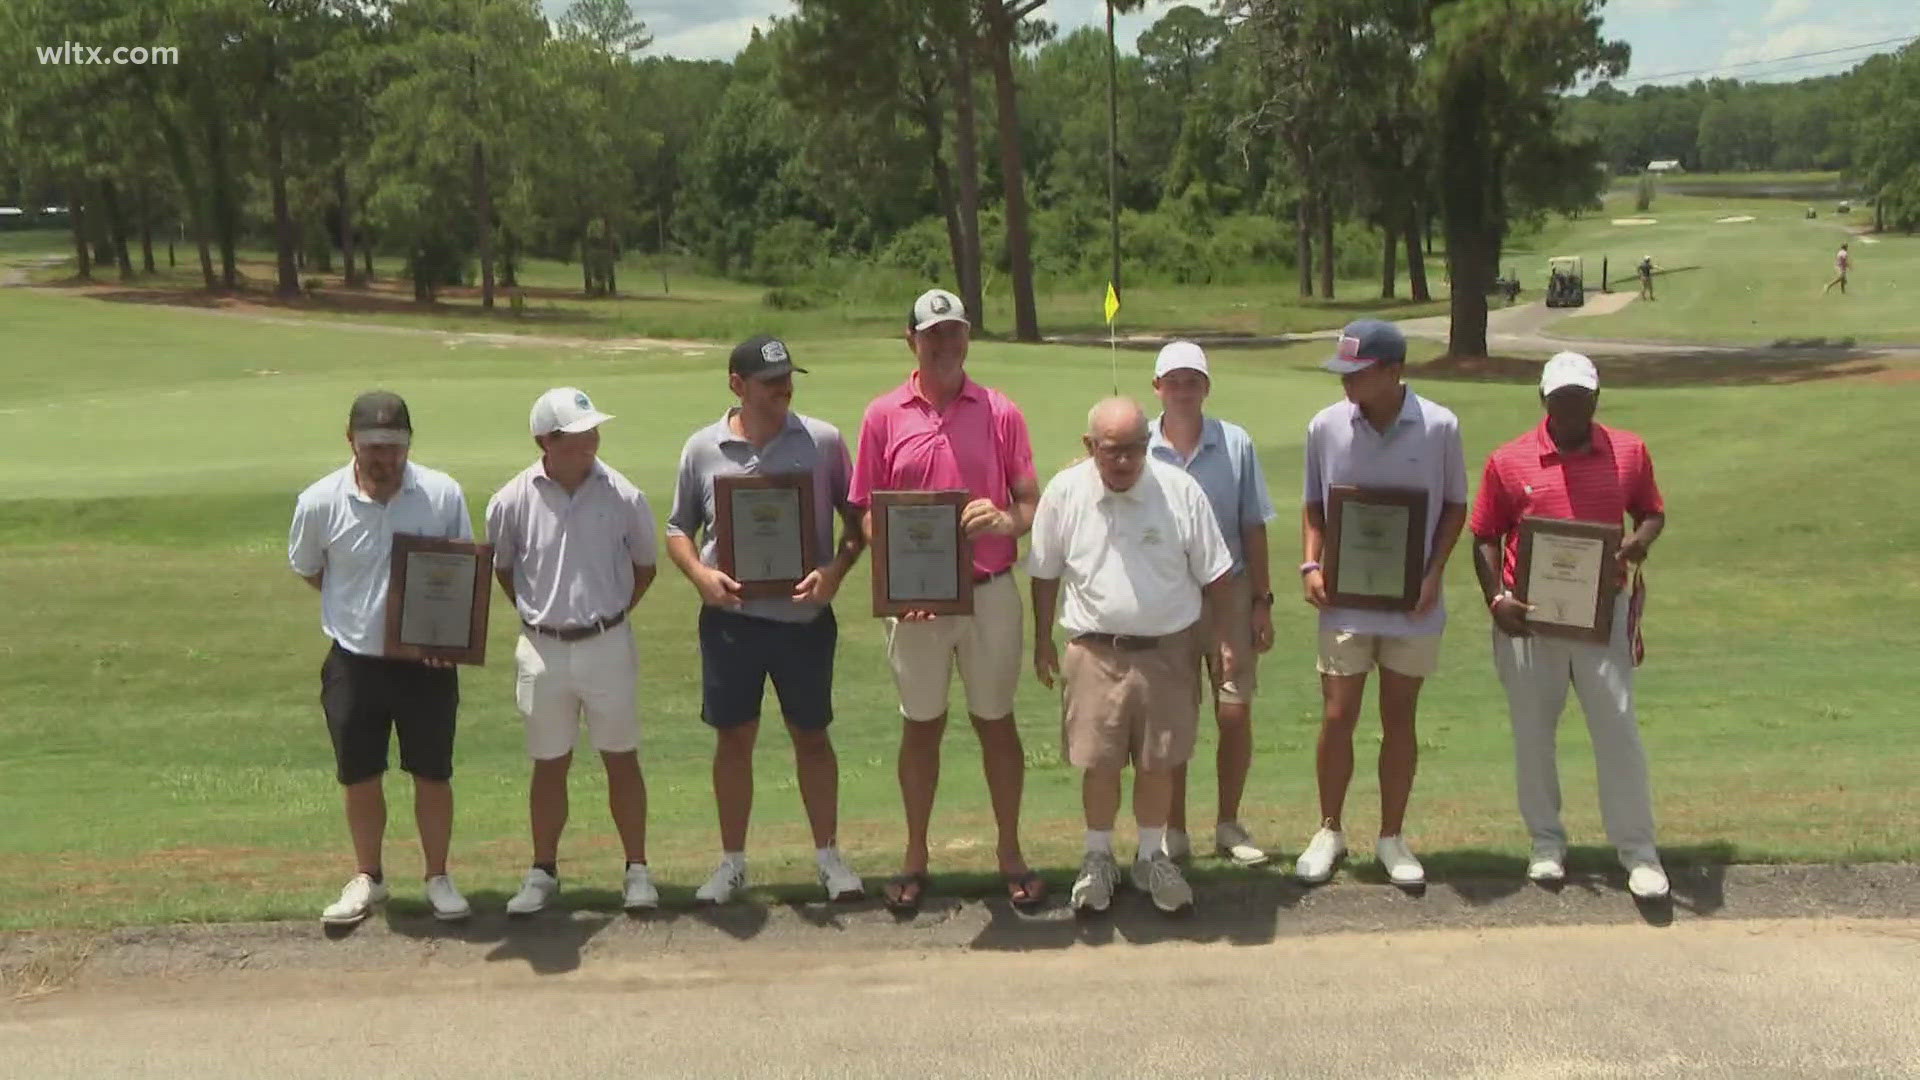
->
<box><xmin>729</xmin><ymin>335</ymin><xmax>808</xmax><ymax>380</ymax></box>
<box><xmin>348</xmin><ymin>390</ymin><xmax>412</xmax><ymax>432</ymax></box>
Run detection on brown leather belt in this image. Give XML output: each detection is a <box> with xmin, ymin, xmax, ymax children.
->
<box><xmin>524</xmin><ymin>610</ymin><xmax>626</xmax><ymax>642</ymax></box>
<box><xmin>1072</xmin><ymin>631</ymin><xmax>1176</xmax><ymax>652</ymax></box>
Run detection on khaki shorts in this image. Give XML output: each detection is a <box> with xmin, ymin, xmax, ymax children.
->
<box><xmin>1316</xmin><ymin>629</ymin><xmax>1442</xmax><ymax>679</ymax></box>
<box><xmin>1198</xmin><ymin>573</ymin><xmax>1259</xmax><ymax>707</ymax></box>
<box><xmin>1061</xmin><ymin>626</ymin><xmax>1201</xmax><ymax>773</ymax></box>
<box><xmin>885</xmin><ymin>571</ymin><xmax>1023</xmax><ymax>722</ymax></box>
<box><xmin>514</xmin><ymin>622</ymin><xmax>640</xmax><ymax>760</ymax></box>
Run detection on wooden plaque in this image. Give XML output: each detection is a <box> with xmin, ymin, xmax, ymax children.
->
<box><xmin>383</xmin><ymin>533</ymin><xmax>493</xmax><ymax>665</ymax></box>
<box><xmin>1324</xmin><ymin>485</ymin><xmax>1427</xmax><ymax>611</ymax></box>
<box><xmin>1515</xmin><ymin>516</ymin><xmax>1622</xmax><ymax>644</ymax></box>
<box><xmin>714</xmin><ymin>473</ymin><xmax>819</xmax><ymax>600</ymax></box>
<box><xmin>871</xmin><ymin>490</ymin><xmax>974</xmax><ymax>617</ymax></box>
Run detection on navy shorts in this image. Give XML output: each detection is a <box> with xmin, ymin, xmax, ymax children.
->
<box><xmin>698</xmin><ymin>606</ymin><xmax>836</xmax><ymax>730</ymax></box>
<box><xmin>320</xmin><ymin>643</ymin><xmax>458</xmax><ymax>784</ymax></box>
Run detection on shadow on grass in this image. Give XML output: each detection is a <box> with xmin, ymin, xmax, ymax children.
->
<box><xmin>1412</xmin><ymin>347</ymin><xmax>1889</xmax><ymax>388</ymax></box>
<box><xmin>965</xmin><ymin>861</ymin><xmax>1301</xmax><ymax>952</ymax></box>
<box><xmin>1411</xmin><ymin>842</ymin><xmax>1733</xmax><ymax>918</ymax></box>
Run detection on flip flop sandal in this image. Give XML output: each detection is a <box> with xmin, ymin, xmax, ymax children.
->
<box><xmin>1005</xmin><ymin>870</ymin><xmax>1047</xmax><ymax>911</ymax></box>
<box><xmin>884</xmin><ymin>872</ymin><xmax>930</xmax><ymax>914</ymax></box>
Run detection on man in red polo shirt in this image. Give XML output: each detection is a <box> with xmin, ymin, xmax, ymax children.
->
<box><xmin>850</xmin><ymin>288</ymin><xmax>1045</xmax><ymax>913</ymax></box>
<box><xmin>1469</xmin><ymin>352</ymin><xmax>1671</xmax><ymax>901</ymax></box>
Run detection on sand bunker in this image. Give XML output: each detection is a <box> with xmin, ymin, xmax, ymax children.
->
<box><xmin>1716</xmin><ymin>215</ymin><xmax>1755</xmax><ymax>223</ymax></box>
<box><xmin>1562</xmin><ymin>292</ymin><xmax>1638</xmax><ymax>318</ymax></box>
<box><xmin>1611</xmin><ymin>218</ymin><xmax>1657</xmax><ymax>226</ymax></box>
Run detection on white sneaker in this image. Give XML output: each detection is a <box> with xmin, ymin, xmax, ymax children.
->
<box><xmin>1162</xmin><ymin>828</ymin><xmax>1191</xmax><ymax>863</ymax></box>
<box><xmin>622</xmin><ymin>864</ymin><xmax>659</xmax><ymax>911</ymax></box>
<box><xmin>1376</xmin><ymin>836</ymin><xmax>1425</xmax><ymax>887</ymax></box>
<box><xmin>1132</xmin><ymin>854</ymin><xmax>1195</xmax><ymax>914</ymax></box>
<box><xmin>320</xmin><ymin>872</ymin><xmax>389</xmax><ymax>925</ymax></box>
<box><xmin>695</xmin><ymin>859</ymin><xmax>747</xmax><ymax>905</ymax></box>
<box><xmin>816</xmin><ymin>850</ymin><xmax>864</xmax><ymax>902</ymax></box>
<box><xmin>1527</xmin><ymin>848</ymin><xmax>1567</xmax><ymax>883</ymax></box>
<box><xmin>1214</xmin><ymin>821</ymin><xmax>1269</xmax><ymax>867</ymax></box>
<box><xmin>424</xmin><ymin>874</ymin><xmax>470</xmax><ymax>921</ymax></box>
<box><xmin>1294</xmin><ymin>827</ymin><xmax>1347</xmax><ymax>885</ymax></box>
<box><xmin>505</xmin><ymin>867</ymin><xmax>560</xmax><ymax>916</ymax></box>
<box><xmin>1627</xmin><ymin>862</ymin><xmax>1670</xmax><ymax>901</ymax></box>
<box><xmin>1071</xmin><ymin>851</ymin><xmax>1121</xmax><ymax>913</ymax></box>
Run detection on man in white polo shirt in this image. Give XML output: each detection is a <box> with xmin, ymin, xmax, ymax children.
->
<box><xmin>1297</xmin><ymin>319</ymin><xmax>1468</xmax><ymax>889</ymax></box>
<box><xmin>486</xmin><ymin>387</ymin><xmax>659</xmax><ymax>915</ymax></box>
<box><xmin>1030</xmin><ymin>397</ymin><xmax>1238</xmax><ymax>915</ymax></box>
<box><xmin>1147</xmin><ymin>341</ymin><xmax>1278</xmax><ymax>868</ymax></box>
<box><xmin>288</xmin><ymin>390</ymin><xmax>474</xmax><ymax>926</ymax></box>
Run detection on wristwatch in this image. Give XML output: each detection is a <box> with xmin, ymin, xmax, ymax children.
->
<box><xmin>1253</xmin><ymin>591</ymin><xmax>1275</xmax><ymax>606</ymax></box>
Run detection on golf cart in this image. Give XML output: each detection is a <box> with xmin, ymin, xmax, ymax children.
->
<box><xmin>1545</xmin><ymin>255</ymin><xmax>1585</xmax><ymax>308</ymax></box>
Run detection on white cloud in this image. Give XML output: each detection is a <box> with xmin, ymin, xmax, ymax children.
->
<box><xmin>649</xmin><ymin>14</ymin><xmax>770</xmax><ymax>60</ymax></box>
<box><xmin>1718</xmin><ymin>21</ymin><xmax>1871</xmax><ymax>68</ymax></box>
<box><xmin>1764</xmin><ymin>0</ymin><xmax>1813</xmax><ymax>25</ymax></box>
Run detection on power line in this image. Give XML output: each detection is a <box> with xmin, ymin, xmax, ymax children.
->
<box><xmin>1612</xmin><ymin>31</ymin><xmax>1915</xmax><ymax>86</ymax></box>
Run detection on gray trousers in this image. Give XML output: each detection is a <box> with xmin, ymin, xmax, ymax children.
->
<box><xmin>1491</xmin><ymin>593</ymin><xmax>1658</xmax><ymax>867</ymax></box>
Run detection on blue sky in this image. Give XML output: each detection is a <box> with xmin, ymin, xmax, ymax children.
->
<box><xmin>567</xmin><ymin>1</ymin><xmax>1915</xmax><ymax>85</ymax></box>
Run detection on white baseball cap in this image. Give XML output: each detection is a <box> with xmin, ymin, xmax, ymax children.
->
<box><xmin>529</xmin><ymin>386</ymin><xmax>613</xmax><ymax>437</ymax></box>
<box><xmin>910</xmin><ymin>288</ymin><xmax>969</xmax><ymax>331</ymax></box>
<box><xmin>1153</xmin><ymin>340</ymin><xmax>1210</xmax><ymax>379</ymax></box>
<box><xmin>1540</xmin><ymin>352</ymin><xmax>1599</xmax><ymax>395</ymax></box>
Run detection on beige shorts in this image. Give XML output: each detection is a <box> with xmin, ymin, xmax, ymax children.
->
<box><xmin>1061</xmin><ymin>626</ymin><xmax>1202</xmax><ymax>773</ymax></box>
<box><xmin>1316</xmin><ymin>629</ymin><xmax>1442</xmax><ymax>679</ymax></box>
<box><xmin>514</xmin><ymin>623</ymin><xmax>640</xmax><ymax>760</ymax></box>
<box><xmin>1198</xmin><ymin>573</ymin><xmax>1259</xmax><ymax>707</ymax></box>
<box><xmin>885</xmin><ymin>571</ymin><xmax>1023</xmax><ymax>722</ymax></box>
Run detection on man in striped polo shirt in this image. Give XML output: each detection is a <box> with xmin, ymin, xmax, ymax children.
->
<box><xmin>1469</xmin><ymin>352</ymin><xmax>1671</xmax><ymax>901</ymax></box>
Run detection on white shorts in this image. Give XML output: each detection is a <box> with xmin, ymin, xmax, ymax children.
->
<box><xmin>885</xmin><ymin>571</ymin><xmax>1023</xmax><ymax>722</ymax></box>
<box><xmin>514</xmin><ymin>622</ymin><xmax>639</xmax><ymax>760</ymax></box>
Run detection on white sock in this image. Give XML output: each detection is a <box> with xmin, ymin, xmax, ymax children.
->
<box><xmin>1085</xmin><ymin>830</ymin><xmax>1113</xmax><ymax>855</ymax></box>
<box><xmin>814</xmin><ymin>846</ymin><xmax>837</xmax><ymax>865</ymax></box>
<box><xmin>1138</xmin><ymin>827</ymin><xmax>1166</xmax><ymax>860</ymax></box>
<box><xmin>722</xmin><ymin>851</ymin><xmax>746</xmax><ymax>871</ymax></box>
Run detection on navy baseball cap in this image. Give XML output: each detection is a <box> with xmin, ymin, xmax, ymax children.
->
<box><xmin>1323</xmin><ymin>319</ymin><xmax>1407</xmax><ymax>374</ymax></box>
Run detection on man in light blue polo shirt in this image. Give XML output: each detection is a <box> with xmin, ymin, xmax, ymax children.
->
<box><xmin>1146</xmin><ymin>342</ymin><xmax>1278</xmax><ymax>867</ymax></box>
<box><xmin>1296</xmin><ymin>320</ymin><xmax>1467</xmax><ymax>889</ymax></box>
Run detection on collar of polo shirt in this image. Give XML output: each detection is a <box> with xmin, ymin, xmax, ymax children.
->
<box><xmin>717</xmin><ymin>408</ymin><xmax>804</xmax><ymax>445</ymax></box>
<box><xmin>535</xmin><ymin>458</ymin><xmax>608</xmax><ymax>485</ymax></box>
<box><xmin>1534</xmin><ymin>417</ymin><xmax>1608</xmax><ymax>462</ymax></box>
<box><xmin>1348</xmin><ymin>386</ymin><xmax>1421</xmax><ymax>428</ymax></box>
<box><xmin>908</xmin><ymin>370</ymin><xmax>981</xmax><ymax>406</ymax></box>
<box><xmin>342</xmin><ymin>460</ymin><xmax>421</xmax><ymax>502</ymax></box>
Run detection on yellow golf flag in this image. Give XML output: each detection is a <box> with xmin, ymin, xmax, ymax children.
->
<box><xmin>1104</xmin><ymin>281</ymin><xmax>1120</xmax><ymax>324</ymax></box>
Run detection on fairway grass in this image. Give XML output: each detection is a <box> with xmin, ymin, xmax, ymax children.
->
<box><xmin>2</xmin><ymin>273</ymin><xmax>1918</xmax><ymax>932</ymax></box>
<box><xmin>1513</xmin><ymin>193</ymin><xmax>1920</xmax><ymax>346</ymax></box>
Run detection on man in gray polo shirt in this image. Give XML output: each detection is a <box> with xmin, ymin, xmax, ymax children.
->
<box><xmin>666</xmin><ymin>336</ymin><xmax>869</xmax><ymax>905</ymax></box>
<box><xmin>1147</xmin><ymin>341</ymin><xmax>1278</xmax><ymax>868</ymax></box>
<box><xmin>289</xmin><ymin>391</ymin><xmax>473</xmax><ymax>926</ymax></box>
<box><xmin>487</xmin><ymin>387</ymin><xmax>659</xmax><ymax>915</ymax></box>
<box><xmin>1297</xmin><ymin>319</ymin><xmax>1468</xmax><ymax>889</ymax></box>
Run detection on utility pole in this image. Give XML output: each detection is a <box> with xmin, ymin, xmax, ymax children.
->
<box><xmin>1106</xmin><ymin>0</ymin><xmax>1121</xmax><ymax>299</ymax></box>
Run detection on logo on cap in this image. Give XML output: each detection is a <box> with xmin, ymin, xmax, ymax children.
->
<box><xmin>1338</xmin><ymin>336</ymin><xmax>1362</xmax><ymax>361</ymax></box>
<box><xmin>574</xmin><ymin>392</ymin><xmax>591</xmax><ymax>410</ymax></box>
<box><xmin>930</xmin><ymin>294</ymin><xmax>952</xmax><ymax>315</ymax></box>
<box><xmin>761</xmin><ymin>340</ymin><xmax>789</xmax><ymax>365</ymax></box>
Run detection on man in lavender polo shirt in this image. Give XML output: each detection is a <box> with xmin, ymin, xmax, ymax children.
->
<box><xmin>1296</xmin><ymin>320</ymin><xmax>1467</xmax><ymax>889</ymax></box>
<box><xmin>849</xmin><ymin>287</ymin><xmax>1045</xmax><ymax>914</ymax></box>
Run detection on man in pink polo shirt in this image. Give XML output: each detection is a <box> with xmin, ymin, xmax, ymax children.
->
<box><xmin>1470</xmin><ymin>352</ymin><xmax>1671</xmax><ymax>902</ymax></box>
<box><xmin>850</xmin><ymin>287</ymin><xmax>1045</xmax><ymax>914</ymax></box>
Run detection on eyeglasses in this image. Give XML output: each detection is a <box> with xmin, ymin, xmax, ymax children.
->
<box><xmin>1091</xmin><ymin>439</ymin><xmax>1148</xmax><ymax>460</ymax></box>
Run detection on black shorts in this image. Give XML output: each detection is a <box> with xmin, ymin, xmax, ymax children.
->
<box><xmin>698</xmin><ymin>606</ymin><xmax>837</xmax><ymax>731</ymax></box>
<box><xmin>319</xmin><ymin>643</ymin><xmax>459</xmax><ymax>784</ymax></box>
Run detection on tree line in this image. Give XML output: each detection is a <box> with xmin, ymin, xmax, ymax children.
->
<box><xmin>3</xmin><ymin>0</ymin><xmax>1916</xmax><ymax>357</ymax></box>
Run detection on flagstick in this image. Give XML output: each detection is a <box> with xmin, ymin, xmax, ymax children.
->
<box><xmin>1109</xmin><ymin>317</ymin><xmax>1118</xmax><ymax>394</ymax></box>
